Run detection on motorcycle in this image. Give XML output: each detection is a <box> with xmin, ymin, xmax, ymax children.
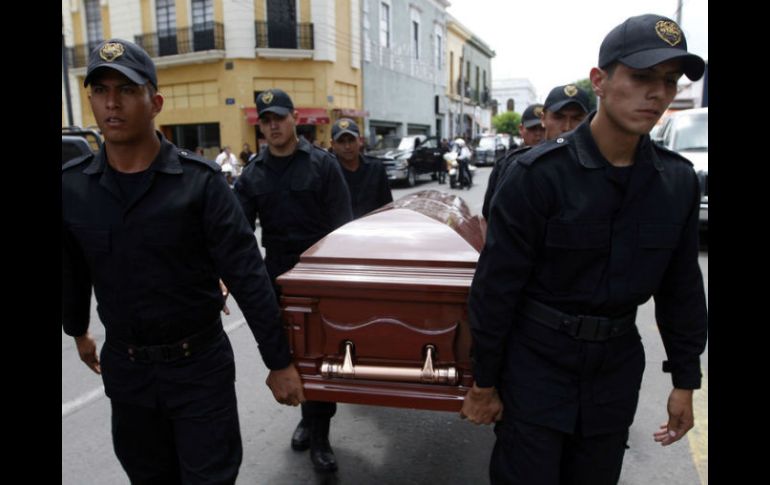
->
<box><xmin>444</xmin><ymin>151</ymin><xmax>475</xmax><ymax>189</ymax></box>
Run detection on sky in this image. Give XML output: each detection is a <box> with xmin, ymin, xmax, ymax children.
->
<box><xmin>446</xmin><ymin>0</ymin><xmax>708</xmax><ymax>102</ymax></box>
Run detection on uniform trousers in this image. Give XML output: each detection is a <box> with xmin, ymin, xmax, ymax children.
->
<box><xmin>490</xmin><ymin>418</ymin><xmax>628</xmax><ymax>485</ymax></box>
<box><xmin>104</xmin><ymin>334</ymin><xmax>241</xmax><ymax>485</ymax></box>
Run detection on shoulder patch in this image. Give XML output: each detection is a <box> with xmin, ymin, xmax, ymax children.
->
<box><xmin>653</xmin><ymin>143</ymin><xmax>694</xmax><ymax>167</ymax></box>
<box><xmin>177</xmin><ymin>149</ymin><xmax>220</xmax><ymax>171</ymax></box>
<box><xmin>62</xmin><ymin>152</ymin><xmax>94</xmax><ymax>172</ymax></box>
<box><xmin>516</xmin><ymin>139</ymin><xmax>570</xmax><ymax>167</ymax></box>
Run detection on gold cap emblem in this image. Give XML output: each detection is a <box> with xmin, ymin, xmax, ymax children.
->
<box><xmin>261</xmin><ymin>91</ymin><xmax>274</xmax><ymax>104</ymax></box>
<box><xmin>338</xmin><ymin>120</ymin><xmax>350</xmax><ymax>129</ymax></box>
<box><xmin>534</xmin><ymin>106</ymin><xmax>544</xmax><ymax>117</ymax></box>
<box><xmin>655</xmin><ymin>20</ymin><xmax>682</xmax><ymax>47</ymax></box>
<box><xmin>564</xmin><ymin>84</ymin><xmax>578</xmax><ymax>97</ymax></box>
<box><xmin>99</xmin><ymin>42</ymin><xmax>125</xmax><ymax>62</ymax></box>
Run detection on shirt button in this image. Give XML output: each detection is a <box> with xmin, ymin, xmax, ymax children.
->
<box><xmin>556</xmin><ymin>138</ymin><xmax>565</xmax><ymax>144</ymax></box>
<box><xmin>180</xmin><ymin>151</ymin><xmax>188</xmax><ymax>156</ymax></box>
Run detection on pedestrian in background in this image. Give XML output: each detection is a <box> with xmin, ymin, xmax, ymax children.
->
<box><xmin>462</xmin><ymin>14</ymin><xmax>707</xmax><ymax>485</ymax></box>
<box><xmin>233</xmin><ymin>88</ymin><xmax>353</xmax><ymax>473</ymax></box>
<box><xmin>62</xmin><ymin>39</ymin><xmax>304</xmax><ymax>485</ymax></box>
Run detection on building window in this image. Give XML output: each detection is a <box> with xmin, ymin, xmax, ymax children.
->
<box><xmin>84</xmin><ymin>0</ymin><xmax>103</xmax><ymax>52</ymax></box>
<box><xmin>412</xmin><ymin>21</ymin><xmax>419</xmax><ymax>59</ymax></box>
<box><xmin>449</xmin><ymin>51</ymin><xmax>454</xmax><ymax>93</ymax></box>
<box><xmin>379</xmin><ymin>2</ymin><xmax>390</xmax><ymax>48</ymax></box>
<box><xmin>434</xmin><ymin>25</ymin><xmax>443</xmax><ymax>69</ymax></box>
<box><xmin>507</xmin><ymin>99</ymin><xmax>514</xmax><ymax>112</ymax></box>
<box><xmin>156</xmin><ymin>0</ymin><xmax>177</xmax><ymax>56</ymax></box>
<box><xmin>192</xmin><ymin>0</ymin><xmax>214</xmax><ymax>50</ymax></box>
<box><xmin>266</xmin><ymin>0</ymin><xmax>298</xmax><ymax>49</ymax></box>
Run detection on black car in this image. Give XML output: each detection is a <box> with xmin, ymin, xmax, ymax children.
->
<box><xmin>472</xmin><ymin>134</ymin><xmax>509</xmax><ymax>166</ymax></box>
<box><xmin>368</xmin><ymin>135</ymin><xmax>448</xmax><ymax>187</ymax></box>
<box><xmin>62</xmin><ymin>126</ymin><xmax>103</xmax><ymax>165</ymax></box>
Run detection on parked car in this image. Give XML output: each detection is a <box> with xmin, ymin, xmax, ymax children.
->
<box><xmin>367</xmin><ymin>135</ymin><xmax>448</xmax><ymax>187</ymax></box>
<box><xmin>653</xmin><ymin>107</ymin><xmax>708</xmax><ymax>230</ymax></box>
<box><xmin>472</xmin><ymin>134</ymin><xmax>508</xmax><ymax>166</ymax></box>
<box><xmin>62</xmin><ymin>126</ymin><xmax>103</xmax><ymax>165</ymax></box>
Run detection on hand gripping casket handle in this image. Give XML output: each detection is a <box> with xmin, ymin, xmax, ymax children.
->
<box><xmin>320</xmin><ymin>341</ymin><xmax>459</xmax><ymax>385</ymax></box>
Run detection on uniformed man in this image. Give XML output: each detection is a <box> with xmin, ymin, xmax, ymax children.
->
<box><xmin>233</xmin><ymin>89</ymin><xmax>354</xmax><ymax>473</ymax></box>
<box><xmin>461</xmin><ymin>14</ymin><xmax>707</xmax><ymax>485</ymax></box>
<box><xmin>62</xmin><ymin>39</ymin><xmax>305</xmax><ymax>484</ymax></box>
<box><xmin>329</xmin><ymin>118</ymin><xmax>393</xmax><ymax>218</ymax></box>
<box><xmin>519</xmin><ymin>103</ymin><xmax>546</xmax><ymax>147</ymax></box>
<box><xmin>482</xmin><ymin>84</ymin><xmax>590</xmax><ymax>220</ymax></box>
<box><xmin>483</xmin><ymin>103</ymin><xmax>544</xmax><ymax>219</ymax></box>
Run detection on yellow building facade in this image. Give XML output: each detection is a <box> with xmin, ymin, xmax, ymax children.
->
<box><xmin>63</xmin><ymin>0</ymin><xmax>364</xmax><ymax>158</ymax></box>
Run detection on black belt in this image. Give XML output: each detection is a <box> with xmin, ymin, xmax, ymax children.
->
<box><xmin>109</xmin><ymin>322</ymin><xmax>224</xmax><ymax>363</ymax></box>
<box><xmin>517</xmin><ymin>297</ymin><xmax>636</xmax><ymax>342</ymax></box>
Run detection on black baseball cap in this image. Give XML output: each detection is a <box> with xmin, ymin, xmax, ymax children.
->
<box><xmin>332</xmin><ymin>118</ymin><xmax>360</xmax><ymax>140</ymax></box>
<box><xmin>84</xmin><ymin>39</ymin><xmax>158</xmax><ymax>89</ymax></box>
<box><xmin>256</xmin><ymin>89</ymin><xmax>295</xmax><ymax>117</ymax></box>
<box><xmin>521</xmin><ymin>104</ymin><xmax>545</xmax><ymax>128</ymax></box>
<box><xmin>599</xmin><ymin>14</ymin><xmax>705</xmax><ymax>81</ymax></box>
<box><xmin>544</xmin><ymin>84</ymin><xmax>590</xmax><ymax>113</ymax></box>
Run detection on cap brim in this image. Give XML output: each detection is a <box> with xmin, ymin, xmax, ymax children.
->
<box><xmin>521</xmin><ymin>119</ymin><xmax>543</xmax><ymax>128</ymax></box>
<box><xmin>257</xmin><ymin>106</ymin><xmax>292</xmax><ymax>117</ymax></box>
<box><xmin>545</xmin><ymin>100</ymin><xmax>588</xmax><ymax>113</ymax></box>
<box><xmin>620</xmin><ymin>49</ymin><xmax>705</xmax><ymax>81</ymax></box>
<box><xmin>333</xmin><ymin>129</ymin><xmax>360</xmax><ymax>140</ymax></box>
<box><xmin>84</xmin><ymin>64</ymin><xmax>150</xmax><ymax>87</ymax></box>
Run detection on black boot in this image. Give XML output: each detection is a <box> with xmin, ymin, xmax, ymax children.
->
<box><xmin>309</xmin><ymin>418</ymin><xmax>338</xmax><ymax>472</ymax></box>
<box><xmin>291</xmin><ymin>419</ymin><xmax>310</xmax><ymax>451</ymax></box>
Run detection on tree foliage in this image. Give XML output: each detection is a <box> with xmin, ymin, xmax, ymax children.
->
<box><xmin>574</xmin><ymin>78</ymin><xmax>598</xmax><ymax>111</ymax></box>
<box><xmin>492</xmin><ymin>111</ymin><xmax>521</xmax><ymax>135</ymax></box>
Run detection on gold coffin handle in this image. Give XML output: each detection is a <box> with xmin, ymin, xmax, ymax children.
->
<box><xmin>320</xmin><ymin>341</ymin><xmax>459</xmax><ymax>385</ymax></box>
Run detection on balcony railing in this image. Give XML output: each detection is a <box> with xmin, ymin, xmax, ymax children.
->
<box><xmin>255</xmin><ymin>21</ymin><xmax>313</xmax><ymax>49</ymax></box>
<box><xmin>134</xmin><ymin>22</ymin><xmax>225</xmax><ymax>58</ymax></box>
<box><xmin>65</xmin><ymin>23</ymin><xmax>225</xmax><ymax>68</ymax></box>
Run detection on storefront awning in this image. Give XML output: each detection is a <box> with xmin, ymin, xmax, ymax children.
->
<box><xmin>244</xmin><ymin>107</ymin><xmax>331</xmax><ymax>126</ymax></box>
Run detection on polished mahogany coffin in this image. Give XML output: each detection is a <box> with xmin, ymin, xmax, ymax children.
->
<box><xmin>277</xmin><ymin>190</ymin><xmax>485</xmax><ymax>412</ymax></box>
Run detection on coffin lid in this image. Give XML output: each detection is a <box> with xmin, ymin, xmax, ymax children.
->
<box><xmin>299</xmin><ymin>190</ymin><xmax>485</xmax><ymax>269</ymax></box>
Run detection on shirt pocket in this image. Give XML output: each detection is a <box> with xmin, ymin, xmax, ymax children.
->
<box><xmin>540</xmin><ymin>221</ymin><xmax>610</xmax><ymax>297</ymax></box>
<box><xmin>630</xmin><ymin>223</ymin><xmax>682</xmax><ymax>295</ymax></box>
<box><xmin>142</xmin><ymin>220</ymin><xmax>201</xmax><ymax>247</ymax></box>
<box><xmin>70</xmin><ymin>226</ymin><xmax>111</xmax><ymax>254</ymax></box>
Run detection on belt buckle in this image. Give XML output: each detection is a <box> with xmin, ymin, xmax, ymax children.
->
<box><xmin>575</xmin><ymin>315</ymin><xmax>601</xmax><ymax>341</ymax></box>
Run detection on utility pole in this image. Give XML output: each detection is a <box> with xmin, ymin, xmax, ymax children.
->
<box><xmin>458</xmin><ymin>45</ymin><xmax>464</xmax><ymax>138</ymax></box>
<box><xmin>62</xmin><ymin>20</ymin><xmax>74</xmax><ymax>127</ymax></box>
<box><xmin>675</xmin><ymin>0</ymin><xmax>683</xmax><ymax>24</ymax></box>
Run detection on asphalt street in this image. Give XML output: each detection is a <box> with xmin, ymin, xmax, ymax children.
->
<box><xmin>62</xmin><ymin>166</ymin><xmax>708</xmax><ymax>484</ymax></box>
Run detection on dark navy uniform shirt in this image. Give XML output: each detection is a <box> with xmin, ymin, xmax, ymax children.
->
<box><xmin>62</xmin><ymin>133</ymin><xmax>290</xmax><ymax>370</ymax></box>
<box><xmin>469</xmin><ymin>114</ymin><xmax>708</xmax><ymax>434</ymax></box>
<box><xmin>337</xmin><ymin>154</ymin><xmax>393</xmax><ymax>219</ymax></box>
<box><xmin>481</xmin><ymin>145</ymin><xmax>532</xmax><ymax>220</ymax></box>
<box><xmin>233</xmin><ymin>137</ymin><xmax>353</xmax><ymax>257</ymax></box>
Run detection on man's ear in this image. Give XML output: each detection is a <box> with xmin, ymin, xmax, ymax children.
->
<box><xmin>150</xmin><ymin>91</ymin><xmax>164</xmax><ymax>118</ymax></box>
<box><xmin>589</xmin><ymin>67</ymin><xmax>606</xmax><ymax>98</ymax></box>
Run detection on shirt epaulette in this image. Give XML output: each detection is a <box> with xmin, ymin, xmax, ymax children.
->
<box><xmin>177</xmin><ymin>149</ymin><xmax>220</xmax><ymax>171</ymax></box>
<box><xmin>652</xmin><ymin>143</ymin><xmax>694</xmax><ymax>167</ymax></box>
<box><xmin>517</xmin><ymin>139</ymin><xmax>570</xmax><ymax>167</ymax></box>
<box><xmin>62</xmin><ymin>153</ymin><xmax>94</xmax><ymax>172</ymax></box>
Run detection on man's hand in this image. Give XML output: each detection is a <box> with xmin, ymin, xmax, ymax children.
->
<box><xmin>460</xmin><ymin>383</ymin><xmax>503</xmax><ymax>425</ymax></box>
<box><xmin>75</xmin><ymin>332</ymin><xmax>101</xmax><ymax>375</ymax></box>
<box><xmin>266</xmin><ymin>365</ymin><xmax>306</xmax><ymax>407</ymax></box>
<box><xmin>219</xmin><ymin>279</ymin><xmax>230</xmax><ymax>315</ymax></box>
<box><xmin>653</xmin><ymin>388</ymin><xmax>694</xmax><ymax>446</ymax></box>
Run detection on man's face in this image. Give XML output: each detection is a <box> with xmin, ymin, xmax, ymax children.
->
<box><xmin>542</xmin><ymin>105</ymin><xmax>587</xmax><ymax>140</ymax></box>
<box><xmin>594</xmin><ymin>60</ymin><xmax>683</xmax><ymax>136</ymax></box>
<box><xmin>331</xmin><ymin>133</ymin><xmax>361</xmax><ymax>164</ymax></box>
<box><xmin>519</xmin><ymin>123</ymin><xmax>545</xmax><ymax>146</ymax></box>
<box><xmin>258</xmin><ymin>111</ymin><xmax>297</xmax><ymax>150</ymax></box>
<box><xmin>88</xmin><ymin>69</ymin><xmax>161</xmax><ymax>145</ymax></box>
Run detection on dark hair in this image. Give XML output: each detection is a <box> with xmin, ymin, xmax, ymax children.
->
<box><xmin>603</xmin><ymin>62</ymin><xmax>619</xmax><ymax>78</ymax></box>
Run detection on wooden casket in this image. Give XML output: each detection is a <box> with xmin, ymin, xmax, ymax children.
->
<box><xmin>277</xmin><ymin>190</ymin><xmax>485</xmax><ymax>412</ymax></box>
